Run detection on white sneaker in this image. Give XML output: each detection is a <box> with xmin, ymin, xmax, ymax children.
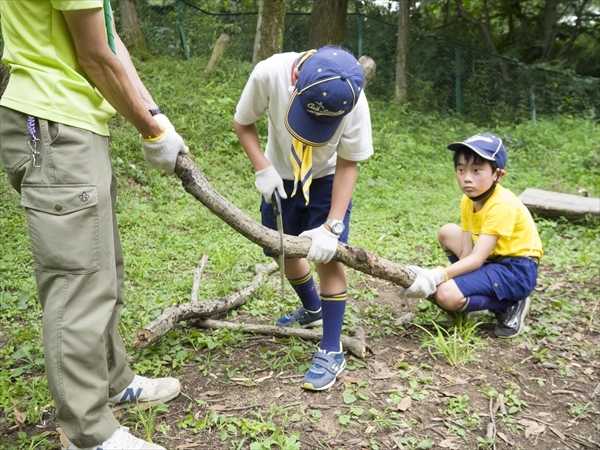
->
<box><xmin>60</xmin><ymin>426</ymin><xmax>165</xmax><ymax>450</ymax></box>
<box><xmin>108</xmin><ymin>375</ymin><xmax>181</xmax><ymax>410</ymax></box>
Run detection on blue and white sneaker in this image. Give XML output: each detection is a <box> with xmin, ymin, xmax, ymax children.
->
<box><xmin>108</xmin><ymin>375</ymin><xmax>180</xmax><ymax>411</ymax></box>
<box><xmin>60</xmin><ymin>426</ymin><xmax>165</xmax><ymax>450</ymax></box>
<box><xmin>276</xmin><ymin>306</ymin><xmax>323</xmax><ymax>328</ymax></box>
<box><xmin>302</xmin><ymin>346</ymin><xmax>346</xmax><ymax>391</ymax></box>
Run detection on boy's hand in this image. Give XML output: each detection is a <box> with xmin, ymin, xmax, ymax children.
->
<box><xmin>255</xmin><ymin>165</ymin><xmax>287</xmax><ymax>204</ymax></box>
<box><xmin>400</xmin><ymin>266</ymin><xmax>445</xmax><ymax>298</ymax></box>
<box><xmin>299</xmin><ymin>225</ymin><xmax>339</xmax><ymax>263</ymax></box>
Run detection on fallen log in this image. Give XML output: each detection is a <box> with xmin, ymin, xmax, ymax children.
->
<box><xmin>194</xmin><ymin>319</ymin><xmax>370</xmax><ymax>358</ymax></box>
<box><xmin>174</xmin><ymin>154</ymin><xmax>416</xmax><ymax>288</ymax></box>
<box><xmin>132</xmin><ymin>262</ymin><xmax>278</xmax><ymax>350</ymax></box>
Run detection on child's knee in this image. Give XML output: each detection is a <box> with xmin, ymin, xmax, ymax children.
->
<box><xmin>438</xmin><ymin>223</ymin><xmax>461</xmax><ymax>245</ymax></box>
<box><xmin>434</xmin><ymin>283</ymin><xmax>462</xmax><ymax>311</ymax></box>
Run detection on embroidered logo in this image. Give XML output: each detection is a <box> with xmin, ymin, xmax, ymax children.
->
<box><xmin>79</xmin><ymin>192</ymin><xmax>90</xmax><ymax>203</ymax></box>
<box><xmin>306</xmin><ymin>101</ymin><xmax>345</xmax><ymax>117</ymax></box>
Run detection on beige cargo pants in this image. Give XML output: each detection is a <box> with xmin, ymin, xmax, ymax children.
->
<box><xmin>0</xmin><ymin>106</ymin><xmax>135</xmax><ymax>447</ymax></box>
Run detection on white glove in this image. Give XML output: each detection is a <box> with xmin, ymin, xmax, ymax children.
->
<box><xmin>299</xmin><ymin>225</ymin><xmax>339</xmax><ymax>264</ymax></box>
<box><xmin>399</xmin><ymin>266</ymin><xmax>446</xmax><ymax>299</ymax></box>
<box><xmin>141</xmin><ymin>114</ymin><xmax>189</xmax><ymax>174</ymax></box>
<box><xmin>255</xmin><ymin>165</ymin><xmax>287</xmax><ymax>204</ymax></box>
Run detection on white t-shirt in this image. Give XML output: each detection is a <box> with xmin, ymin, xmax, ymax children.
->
<box><xmin>234</xmin><ymin>52</ymin><xmax>374</xmax><ymax>180</ymax></box>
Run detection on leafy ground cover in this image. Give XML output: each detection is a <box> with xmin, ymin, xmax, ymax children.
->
<box><xmin>0</xmin><ymin>58</ymin><xmax>598</xmax><ymax>449</ymax></box>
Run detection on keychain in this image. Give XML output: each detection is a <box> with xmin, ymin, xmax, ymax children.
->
<box><xmin>27</xmin><ymin>115</ymin><xmax>41</xmax><ymax>167</ymax></box>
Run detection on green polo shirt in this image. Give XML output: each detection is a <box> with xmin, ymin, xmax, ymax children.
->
<box><xmin>0</xmin><ymin>0</ymin><xmax>116</xmax><ymax>136</ymax></box>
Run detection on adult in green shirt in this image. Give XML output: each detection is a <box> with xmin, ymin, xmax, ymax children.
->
<box><xmin>0</xmin><ymin>1</ymin><xmax>187</xmax><ymax>449</ymax></box>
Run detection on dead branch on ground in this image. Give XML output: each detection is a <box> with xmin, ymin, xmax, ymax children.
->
<box><xmin>194</xmin><ymin>319</ymin><xmax>370</xmax><ymax>358</ymax></box>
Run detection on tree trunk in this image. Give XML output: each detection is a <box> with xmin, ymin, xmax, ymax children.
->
<box><xmin>252</xmin><ymin>0</ymin><xmax>287</xmax><ymax>66</ymax></box>
<box><xmin>394</xmin><ymin>0</ymin><xmax>411</xmax><ymax>104</ymax></box>
<box><xmin>118</xmin><ymin>0</ymin><xmax>153</xmax><ymax>60</ymax></box>
<box><xmin>306</xmin><ymin>0</ymin><xmax>349</xmax><ymax>49</ymax></box>
<box><xmin>204</xmin><ymin>33</ymin><xmax>231</xmax><ymax>75</ymax></box>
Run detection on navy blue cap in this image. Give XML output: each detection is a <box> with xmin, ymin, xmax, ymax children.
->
<box><xmin>285</xmin><ymin>47</ymin><xmax>364</xmax><ymax>147</ymax></box>
<box><xmin>447</xmin><ymin>132</ymin><xmax>507</xmax><ymax>169</ymax></box>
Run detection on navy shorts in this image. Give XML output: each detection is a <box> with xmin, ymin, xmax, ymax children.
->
<box><xmin>453</xmin><ymin>257</ymin><xmax>539</xmax><ymax>302</ymax></box>
<box><xmin>261</xmin><ymin>175</ymin><xmax>352</xmax><ymax>257</ymax></box>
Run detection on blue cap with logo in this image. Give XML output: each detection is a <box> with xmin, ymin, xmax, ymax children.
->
<box><xmin>285</xmin><ymin>46</ymin><xmax>364</xmax><ymax>147</ymax></box>
<box><xmin>447</xmin><ymin>132</ymin><xmax>507</xmax><ymax>169</ymax></box>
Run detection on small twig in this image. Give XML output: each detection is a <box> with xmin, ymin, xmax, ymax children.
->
<box><xmin>488</xmin><ymin>396</ymin><xmax>497</xmax><ymax>450</ymax></box>
<box><xmin>497</xmin><ymin>393</ymin><xmax>507</xmax><ymax>415</ymax></box>
<box><xmin>219</xmin><ymin>402</ymin><xmax>267</xmax><ymax>412</ymax></box>
<box><xmin>190</xmin><ymin>254</ymin><xmax>209</xmax><ymax>302</ymax></box>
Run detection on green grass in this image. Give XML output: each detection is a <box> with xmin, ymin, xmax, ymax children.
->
<box><xmin>0</xmin><ymin>56</ymin><xmax>599</xmax><ymax>448</ymax></box>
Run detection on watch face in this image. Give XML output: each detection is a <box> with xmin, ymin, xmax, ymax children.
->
<box><xmin>331</xmin><ymin>221</ymin><xmax>345</xmax><ymax>234</ymax></box>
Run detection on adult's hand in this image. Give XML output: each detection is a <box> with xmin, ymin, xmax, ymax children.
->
<box><xmin>141</xmin><ymin>114</ymin><xmax>189</xmax><ymax>174</ymax></box>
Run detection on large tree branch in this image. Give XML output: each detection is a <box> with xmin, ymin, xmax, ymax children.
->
<box><xmin>455</xmin><ymin>0</ymin><xmax>499</xmax><ymax>54</ymax></box>
<box><xmin>174</xmin><ymin>154</ymin><xmax>416</xmax><ymax>288</ymax></box>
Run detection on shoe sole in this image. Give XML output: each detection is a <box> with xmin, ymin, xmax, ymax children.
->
<box><xmin>301</xmin><ymin>359</ymin><xmax>346</xmax><ymax>391</ymax></box>
<box><xmin>495</xmin><ymin>297</ymin><xmax>531</xmax><ymax>339</ymax></box>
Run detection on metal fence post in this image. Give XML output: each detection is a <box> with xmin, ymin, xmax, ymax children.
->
<box><xmin>530</xmin><ymin>69</ymin><xmax>537</xmax><ymax>124</ymax></box>
<box><xmin>176</xmin><ymin>0</ymin><xmax>190</xmax><ymax>60</ymax></box>
<box><xmin>455</xmin><ymin>44</ymin><xmax>461</xmax><ymax>115</ymax></box>
<box><xmin>357</xmin><ymin>14</ymin><xmax>363</xmax><ymax>58</ymax></box>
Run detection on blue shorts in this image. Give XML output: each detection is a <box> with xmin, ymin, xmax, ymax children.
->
<box><xmin>261</xmin><ymin>175</ymin><xmax>352</xmax><ymax>257</ymax></box>
<box><xmin>453</xmin><ymin>257</ymin><xmax>539</xmax><ymax>302</ymax></box>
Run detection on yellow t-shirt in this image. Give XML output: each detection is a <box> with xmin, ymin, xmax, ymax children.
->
<box><xmin>0</xmin><ymin>0</ymin><xmax>116</xmax><ymax>136</ymax></box>
<box><xmin>461</xmin><ymin>184</ymin><xmax>544</xmax><ymax>260</ymax></box>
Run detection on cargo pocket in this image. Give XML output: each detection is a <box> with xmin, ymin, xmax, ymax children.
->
<box><xmin>21</xmin><ymin>185</ymin><xmax>100</xmax><ymax>274</ymax></box>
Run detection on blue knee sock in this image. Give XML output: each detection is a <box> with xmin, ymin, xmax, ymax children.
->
<box><xmin>458</xmin><ymin>295</ymin><xmax>516</xmax><ymax>312</ymax></box>
<box><xmin>445</xmin><ymin>251</ymin><xmax>459</xmax><ymax>264</ymax></box>
<box><xmin>288</xmin><ymin>271</ymin><xmax>320</xmax><ymax>312</ymax></box>
<box><xmin>319</xmin><ymin>292</ymin><xmax>346</xmax><ymax>353</ymax></box>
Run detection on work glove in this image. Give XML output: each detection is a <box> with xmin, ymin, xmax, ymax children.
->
<box><xmin>398</xmin><ymin>266</ymin><xmax>446</xmax><ymax>299</ymax></box>
<box><xmin>141</xmin><ymin>114</ymin><xmax>189</xmax><ymax>174</ymax></box>
<box><xmin>299</xmin><ymin>225</ymin><xmax>339</xmax><ymax>264</ymax></box>
<box><xmin>255</xmin><ymin>165</ymin><xmax>287</xmax><ymax>204</ymax></box>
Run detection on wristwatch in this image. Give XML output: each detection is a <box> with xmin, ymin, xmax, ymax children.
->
<box><xmin>149</xmin><ymin>107</ymin><xmax>164</xmax><ymax>116</ymax></box>
<box><xmin>325</xmin><ymin>218</ymin><xmax>345</xmax><ymax>236</ymax></box>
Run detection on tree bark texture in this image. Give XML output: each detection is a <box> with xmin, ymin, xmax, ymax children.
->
<box><xmin>174</xmin><ymin>154</ymin><xmax>416</xmax><ymax>288</ymax></box>
<box><xmin>252</xmin><ymin>0</ymin><xmax>287</xmax><ymax>66</ymax></box>
<box><xmin>118</xmin><ymin>0</ymin><xmax>153</xmax><ymax>60</ymax></box>
<box><xmin>306</xmin><ymin>0</ymin><xmax>349</xmax><ymax>49</ymax></box>
<box><xmin>204</xmin><ymin>33</ymin><xmax>231</xmax><ymax>75</ymax></box>
<box><xmin>394</xmin><ymin>0</ymin><xmax>411</xmax><ymax>104</ymax></box>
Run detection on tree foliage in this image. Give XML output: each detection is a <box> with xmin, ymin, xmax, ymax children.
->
<box><xmin>412</xmin><ymin>0</ymin><xmax>600</xmax><ymax>76</ymax></box>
